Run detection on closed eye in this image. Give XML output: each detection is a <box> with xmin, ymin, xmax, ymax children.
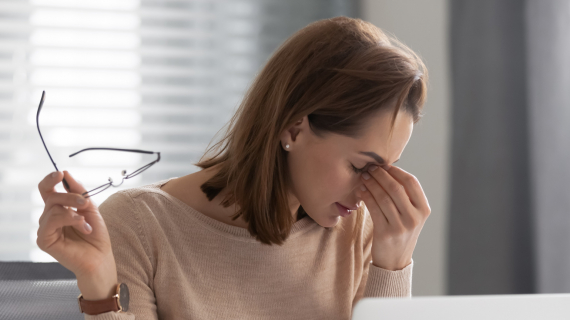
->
<box><xmin>350</xmin><ymin>164</ymin><xmax>367</xmax><ymax>174</ymax></box>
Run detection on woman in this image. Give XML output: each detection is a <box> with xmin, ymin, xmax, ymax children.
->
<box><xmin>36</xmin><ymin>16</ymin><xmax>431</xmax><ymax>319</ymax></box>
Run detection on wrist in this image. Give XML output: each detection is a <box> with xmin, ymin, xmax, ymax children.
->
<box><xmin>370</xmin><ymin>243</ymin><xmax>411</xmax><ymax>271</ymax></box>
<box><xmin>371</xmin><ymin>260</ymin><xmax>400</xmax><ymax>271</ymax></box>
<box><xmin>78</xmin><ymin>278</ymin><xmax>118</xmax><ymax>301</ymax></box>
<box><xmin>76</xmin><ymin>270</ymin><xmax>118</xmax><ymax>300</ymax></box>
<box><xmin>371</xmin><ymin>256</ymin><xmax>411</xmax><ymax>271</ymax></box>
<box><xmin>78</xmin><ymin>283</ymin><xmax>130</xmax><ymax>315</ymax></box>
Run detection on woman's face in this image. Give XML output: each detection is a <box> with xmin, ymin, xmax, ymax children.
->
<box><xmin>282</xmin><ymin>108</ymin><xmax>414</xmax><ymax>228</ymax></box>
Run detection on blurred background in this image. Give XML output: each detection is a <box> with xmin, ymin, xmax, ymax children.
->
<box><xmin>1</xmin><ymin>0</ymin><xmax>569</xmax><ymax>297</ymax></box>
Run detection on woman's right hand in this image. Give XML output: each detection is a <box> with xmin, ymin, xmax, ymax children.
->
<box><xmin>37</xmin><ymin>170</ymin><xmax>118</xmax><ymax>300</ymax></box>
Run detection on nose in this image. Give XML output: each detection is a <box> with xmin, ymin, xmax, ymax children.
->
<box><xmin>348</xmin><ymin>188</ymin><xmax>364</xmax><ymax>209</ymax></box>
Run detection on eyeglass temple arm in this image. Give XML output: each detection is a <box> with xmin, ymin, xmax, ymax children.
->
<box><xmin>36</xmin><ymin>90</ymin><xmax>71</xmax><ymax>191</ymax></box>
<box><xmin>69</xmin><ymin>148</ymin><xmax>158</xmax><ymax>158</ymax></box>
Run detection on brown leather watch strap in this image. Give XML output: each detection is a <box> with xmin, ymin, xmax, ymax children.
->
<box><xmin>78</xmin><ymin>284</ymin><xmax>121</xmax><ymax>315</ymax></box>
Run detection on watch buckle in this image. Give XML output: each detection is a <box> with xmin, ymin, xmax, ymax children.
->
<box><xmin>77</xmin><ymin>294</ymin><xmax>84</xmax><ymax>313</ymax></box>
<box><xmin>114</xmin><ymin>293</ymin><xmax>123</xmax><ymax>312</ymax></box>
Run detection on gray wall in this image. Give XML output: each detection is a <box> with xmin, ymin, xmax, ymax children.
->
<box><xmin>360</xmin><ymin>0</ymin><xmax>451</xmax><ymax>296</ymax></box>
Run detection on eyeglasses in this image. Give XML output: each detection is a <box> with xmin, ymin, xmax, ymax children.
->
<box><xmin>36</xmin><ymin>91</ymin><xmax>161</xmax><ymax>198</ymax></box>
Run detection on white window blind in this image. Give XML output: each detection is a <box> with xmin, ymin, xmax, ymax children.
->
<box><xmin>0</xmin><ymin>0</ymin><xmax>352</xmax><ymax>261</ymax></box>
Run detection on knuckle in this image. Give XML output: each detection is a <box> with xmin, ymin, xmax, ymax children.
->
<box><xmin>405</xmin><ymin>175</ymin><xmax>419</xmax><ymax>186</ymax></box>
<box><xmin>45</xmin><ymin>193</ymin><xmax>55</xmax><ymax>207</ymax></box>
<box><xmin>407</xmin><ymin>217</ymin><xmax>419</xmax><ymax>228</ymax></box>
<box><xmin>45</xmin><ymin>211</ymin><xmax>57</xmax><ymax>224</ymax></box>
<box><xmin>47</xmin><ymin>193</ymin><xmax>75</xmax><ymax>210</ymax></box>
<box><xmin>36</xmin><ymin>237</ymin><xmax>44</xmax><ymax>250</ymax></box>
<box><xmin>47</xmin><ymin>207</ymin><xmax>65</xmax><ymax>222</ymax></box>
<box><xmin>388</xmin><ymin>182</ymin><xmax>401</xmax><ymax>194</ymax></box>
<box><xmin>380</xmin><ymin>194</ymin><xmax>392</xmax><ymax>206</ymax></box>
<box><xmin>425</xmin><ymin>201</ymin><xmax>432</xmax><ymax>213</ymax></box>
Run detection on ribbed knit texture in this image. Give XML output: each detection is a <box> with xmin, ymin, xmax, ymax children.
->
<box><xmin>84</xmin><ymin>177</ymin><xmax>413</xmax><ymax>320</ymax></box>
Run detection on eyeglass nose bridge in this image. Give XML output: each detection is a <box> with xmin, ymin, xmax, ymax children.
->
<box><xmin>81</xmin><ymin>175</ymin><xmax>127</xmax><ymax>198</ymax></box>
<box><xmin>107</xmin><ymin>176</ymin><xmax>126</xmax><ymax>188</ymax></box>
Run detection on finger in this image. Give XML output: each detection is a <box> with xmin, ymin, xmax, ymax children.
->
<box><xmin>37</xmin><ymin>207</ymin><xmax>92</xmax><ymax>247</ymax></box>
<box><xmin>365</xmin><ymin>166</ymin><xmax>415</xmax><ymax>214</ymax></box>
<box><xmin>44</xmin><ymin>192</ymin><xmax>90</xmax><ymax>214</ymax></box>
<box><xmin>358</xmin><ymin>184</ymin><xmax>389</xmax><ymax>228</ymax></box>
<box><xmin>360</xmin><ymin>175</ymin><xmax>402</xmax><ymax>225</ymax></box>
<box><xmin>62</xmin><ymin>171</ymin><xmax>90</xmax><ymax>199</ymax></box>
<box><xmin>38</xmin><ymin>171</ymin><xmax>64</xmax><ymax>203</ymax></box>
<box><xmin>383</xmin><ymin>166</ymin><xmax>430</xmax><ymax>212</ymax></box>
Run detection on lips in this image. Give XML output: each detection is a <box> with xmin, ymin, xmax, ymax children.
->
<box><xmin>337</xmin><ymin>202</ymin><xmax>358</xmax><ymax>210</ymax></box>
<box><xmin>335</xmin><ymin>202</ymin><xmax>353</xmax><ymax>217</ymax></box>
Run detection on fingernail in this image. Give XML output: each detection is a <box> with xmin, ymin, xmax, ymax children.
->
<box><xmin>52</xmin><ymin>172</ymin><xmax>58</xmax><ymax>178</ymax></box>
<box><xmin>368</xmin><ymin>165</ymin><xmax>378</xmax><ymax>172</ymax></box>
<box><xmin>360</xmin><ymin>185</ymin><xmax>367</xmax><ymax>191</ymax></box>
<box><xmin>74</xmin><ymin>214</ymin><xmax>83</xmax><ymax>220</ymax></box>
<box><xmin>362</xmin><ymin>172</ymin><xmax>370</xmax><ymax>180</ymax></box>
<box><xmin>84</xmin><ymin>222</ymin><xmax>92</xmax><ymax>232</ymax></box>
<box><xmin>77</xmin><ymin>197</ymin><xmax>85</xmax><ymax>205</ymax></box>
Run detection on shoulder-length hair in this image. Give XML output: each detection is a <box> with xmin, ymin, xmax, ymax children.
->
<box><xmin>194</xmin><ymin>16</ymin><xmax>428</xmax><ymax>245</ymax></box>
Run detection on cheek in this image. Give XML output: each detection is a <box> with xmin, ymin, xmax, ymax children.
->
<box><xmin>303</xmin><ymin>153</ymin><xmax>351</xmax><ymax>199</ymax></box>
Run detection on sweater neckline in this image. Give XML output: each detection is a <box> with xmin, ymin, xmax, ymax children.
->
<box><xmin>146</xmin><ymin>177</ymin><xmax>319</xmax><ymax>241</ymax></box>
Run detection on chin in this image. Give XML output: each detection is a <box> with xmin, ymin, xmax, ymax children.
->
<box><xmin>310</xmin><ymin>208</ymin><xmax>341</xmax><ymax>228</ymax></box>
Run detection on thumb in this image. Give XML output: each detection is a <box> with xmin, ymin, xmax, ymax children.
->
<box><xmin>62</xmin><ymin>170</ymin><xmax>90</xmax><ymax>199</ymax></box>
<box><xmin>62</xmin><ymin>170</ymin><xmax>101</xmax><ymax>212</ymax></box>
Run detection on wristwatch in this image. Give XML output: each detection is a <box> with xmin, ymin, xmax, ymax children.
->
<box><xmin>78</xmin><ymin>283</ymin><xmax>130</xmax><ymax>315</ymax></box>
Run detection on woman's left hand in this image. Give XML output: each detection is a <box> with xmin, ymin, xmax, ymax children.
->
<box><xmin>356</xmin><ymin>165</ymin><xmax>431</xmax><ymax>271</ymax></box>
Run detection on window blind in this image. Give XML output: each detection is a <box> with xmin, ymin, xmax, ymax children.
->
<box><xmin>0</xmin><ymin>0</ymin><xmax>353</xmax><ymax>261</ymax></box>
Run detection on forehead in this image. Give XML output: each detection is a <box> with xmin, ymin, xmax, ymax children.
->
<box><xmin>340</xmin><ymin>109</ymin><xmax>414</xmax><ymax>161</ymax></box>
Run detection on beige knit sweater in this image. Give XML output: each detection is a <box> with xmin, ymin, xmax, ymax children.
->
<box><xmin>85</xmin><ymin>177</ymin><xmax>413</xmax><ymax>320</ymax></box>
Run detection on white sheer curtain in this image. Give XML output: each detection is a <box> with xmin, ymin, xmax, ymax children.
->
<box><xmin>0</xmin><ymin>0</ymin><xmax>352</xmax><ymax>261</ymax></box>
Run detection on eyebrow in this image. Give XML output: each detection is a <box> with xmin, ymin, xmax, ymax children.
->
<box><xmin>358</xmin><ymin>151</ymin><xmax>400</xmax><ymax>165</ymax></box>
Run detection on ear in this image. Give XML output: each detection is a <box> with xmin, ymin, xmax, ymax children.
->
<box><xmin>279</xmin><ymin>115</ymin><xmax>309</xmax><ymax>150</ymax></box>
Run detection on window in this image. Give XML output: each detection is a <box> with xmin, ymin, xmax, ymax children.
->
<box><xmin>0</xmin><ymin>0</ymin><xmax>353</xmax><ymax>261</ymax></box>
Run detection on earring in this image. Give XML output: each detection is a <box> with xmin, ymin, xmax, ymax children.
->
<box><xmin>285</xmin><ymin>144</ymin><xmax>290</xmax><ymax>149</ymax></box>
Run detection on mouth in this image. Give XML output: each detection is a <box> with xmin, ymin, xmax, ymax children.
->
<box><xmin>335</xmin><ymin>202</ymin><xmax>357</xmax><ymax>217</ymax></box>
<box><xmin>336</xmin><ymin>202</ymin><xmax>358</xmax><ymax>210</ymax></box>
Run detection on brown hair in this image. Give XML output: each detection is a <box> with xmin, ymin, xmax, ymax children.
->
<box><xmin>194</xmin><ymin>16</ymin><xmax>428</xmax><ymax>245</ymax></box>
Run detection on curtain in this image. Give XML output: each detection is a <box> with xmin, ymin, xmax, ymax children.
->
<box><xmin>449</xmin><ymin>0</ymin><xmax>570</xmax><ymax>294</ymax></box>
<box><xmin>526</xmin><ymin>0</ymin><xmax>570</xmax><ymax>294</ymax></box>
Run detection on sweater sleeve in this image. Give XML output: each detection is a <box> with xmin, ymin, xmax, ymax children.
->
<box><xmin>362</xmin><ymin>259</ymin><xmax>413</xmax><ymax>297</ymax></box>
<box><xmin>353</xmin><ymin>212</ymin><xmax>413</xmax><ymax>304</ymax></box>
<box><xmin>84</xmin><ymin>191</ymin><xmax>158</xmax><ymax>320</ymax></box>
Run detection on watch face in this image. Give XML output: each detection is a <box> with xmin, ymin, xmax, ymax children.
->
<box><xmin>119</xmin><ymin>283</ymin><xmax>130</xmax><ymax>312</ymax></box>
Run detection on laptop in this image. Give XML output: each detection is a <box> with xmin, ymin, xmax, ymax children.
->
<box><xmin>352</xmin><ymin>294</ymin><xmax>570</xmax><ymax>320</ymax></box>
